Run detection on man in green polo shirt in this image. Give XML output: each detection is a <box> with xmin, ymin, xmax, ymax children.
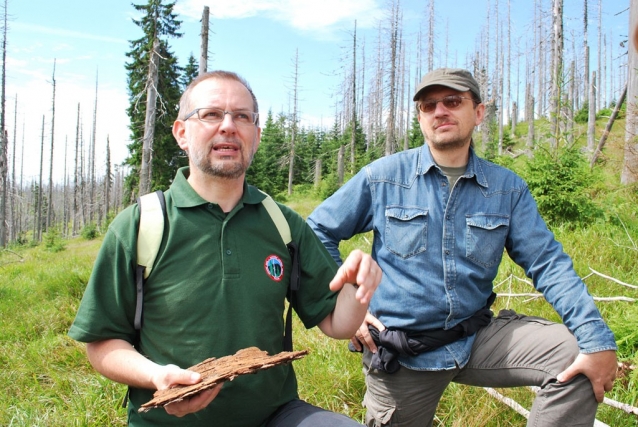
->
<box><xmin>68</xmin><ymin>70</ymin><xmax>382</xmax><ymax>427</ymax></box>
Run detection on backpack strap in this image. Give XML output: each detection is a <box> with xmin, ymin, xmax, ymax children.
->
<box><xmin>123</xmin><ymin>190</ymin><xmax>166</xmax><ymax>409</ymax></box>
<box><xmin>135</xmin><ymin>190</ymin><xmax>166</xmax><ymax>332</ymax></box>
<box><xmin>260</xmin><ymin>194</ymin><xmax>300</xmax><ymax>352</ymax></box>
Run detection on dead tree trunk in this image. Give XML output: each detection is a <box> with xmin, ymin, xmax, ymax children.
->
<box><xmin>47</xmin><ymin>59</ymin><xmax>56</xmax><ymax>230</ymax></box>
<box><xmin>350</xmin><ymin>20</ymin><xmax>357</xmax><ymax>174</ymax></box>
<box><xmin>73</xmin><ymin>104</ymin><xmax>80</xmax><ymax>236</ymax></box>
<box><xmin>287</xmin><ymin>49</ymin><xmax>299</xmax><ymax>196</ymax></box>
<box><xmin>337</xmin><ymin>145</ymin><xmax>345</xmax><ymax>185</ymax></box>
<box><xmin>587</xmin><ymin>71</ymin><xmax>597</xmax><ymax>151</ymax></box>
<box><xmin>591</xmin><ymin>83</ymin><xmax>627</xmax><ymax>168</ymax></box>
<box><xmin>385</xmin><ymin>1</ymin><xmax>399</xmax><ymax>156</ymax></box>
<box><xmin>89</xmin><ymin>72</ymin><xmax>98</xmax><ymax>224</ymax></box>
<box><xmin>550</xmin><ymin>0</ymin><xmax>563</xmax><ymax>149</ymax></box>
<box><xmin>199</xmin><ymin>6</ymin><xmax>209</xmax><ymax>75</ymax></box>
<box><xmin>139</xmin><ymin>38</ymin><xmax>160</xmax><ymax>196</ymax></box>
<box><xmin>104</xmin><ymin>136</ymin><xmax>111</xmax><ymax>223</ymax></box>
<box><xmin>583</xmin><ymin>0</ymin><xmax>589</xmax><ymax>110</ymax></box>
<box><xmin>36</xmin><ymin>116</ymin><xmax>45</xmax><ymax>243</ymax></box>
<box><xmin>10</xmin><ymin>94</ymin><xmax>16</xmax><ymax>242</ymax></box>
<box><xmin>0</xmin><ymin>0</ymin><xmax>7</xmax><ymax>246</ymax></box>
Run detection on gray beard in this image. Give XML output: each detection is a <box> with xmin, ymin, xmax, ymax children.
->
<box><xmin>198</xmin><ymin>161</ymin><xmax>246</xmax><ymax>180</ymax></box>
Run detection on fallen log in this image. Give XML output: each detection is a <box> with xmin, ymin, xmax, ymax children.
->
<box><xmin>139</xmin><ymin>347</ymin><xmax>308</xmax><ymax>412</ymax></box>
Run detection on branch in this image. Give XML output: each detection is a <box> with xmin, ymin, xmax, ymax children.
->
<box><xmin>603</xmin><ymin>397</ymin><xmax>638</xmax><ymax>416</ymax></box>
<box><xmin>496</xmin><ymin>293</ymin><xmax>635</xmax><ymax>303</ymax></box>
<box><xmin>483</xmin><ymin>388</ymin><xmax>529</xmax><ymax>418</ymax></box>
<box><xmin>588</xmin><ymin>268</ymin><xmax>638</xmax><ymax>289</ymax></box>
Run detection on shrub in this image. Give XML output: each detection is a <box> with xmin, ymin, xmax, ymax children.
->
<box><xmin>522</xmin><ymin>146</ymin><xmax>602</xmax><ymax>226</ymax></box>
<box><xmin>81</xmin><ymin>223</ymin><xmax>99</xmax><ymax>240</ymax></box>
<box><xmin>44</xmin><ymin>228</ymin><xmax>66</xmax><ymax>253</ymax></box>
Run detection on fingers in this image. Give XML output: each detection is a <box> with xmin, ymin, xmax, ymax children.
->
<box><xmin>557</xmin><ymin>351</ymin><xmax>618</xmax><ymax>403</ymax></box>
<box><xmin>351</xmin><ymin>312</ymin><xmax>384</xmax><ymax>353</ymax></box>
<box><xmin>164</xmin><ymin>383</ymin><xmax>223</xmax><ymax>417</ymax></box>
<box><xmin>330</xmin><ymin>250</ymin><xmax>382</xmax><ymax>305</ymax></box>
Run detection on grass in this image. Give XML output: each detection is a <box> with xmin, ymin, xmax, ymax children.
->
<box><xmin>2</xmin><ymin>201</ymin><xmax>637</xmax><ymax>426</ymax></box>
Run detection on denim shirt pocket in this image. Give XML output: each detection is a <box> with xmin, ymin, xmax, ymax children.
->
<box><xmin>465</xmin><ymin>214</ymin><xmax>510</xmax><ymax>268</ymax></box>
<box><xmin>385</xmin><ymin>207</ymin><xmax>428</xmax><ymax>259</ymax></box>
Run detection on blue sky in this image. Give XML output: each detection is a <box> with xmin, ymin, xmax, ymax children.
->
<box><xmin>6</xmin><ymin>0</ymin><xmax>629</xmax><ymax>182</ymax></box>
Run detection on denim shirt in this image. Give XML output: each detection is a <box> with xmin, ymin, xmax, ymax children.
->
<box><xmin>308</xmin><ymin>145</ymin><xmax>617</xmax><ymax>370</ymax></box>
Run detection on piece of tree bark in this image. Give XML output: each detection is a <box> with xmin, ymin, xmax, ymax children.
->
<box><xmin>139</xmin><ymin>347</ymin><xmax>308</xmax><ymax>412</ymax></box>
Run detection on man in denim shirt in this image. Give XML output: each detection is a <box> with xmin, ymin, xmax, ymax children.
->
<box><xmin>307</xmin><ymin>68</ymin><xmax>618</xmax><ymax>426</ymax></box>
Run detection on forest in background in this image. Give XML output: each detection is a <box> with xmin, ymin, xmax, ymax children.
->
<box><xmin>0</xmin><ymin>0</ymin><xmax>636</xmax><ymax>245</ymax></box>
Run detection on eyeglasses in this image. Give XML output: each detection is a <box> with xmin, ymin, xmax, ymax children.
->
<box><xmin>418</xmin><ymin>95</ymin><xmax>477</xmax><ymax>113</ymax></box>
<box><xmin>183</xmin><ymin>107</ymin><xmax>259</xmax><ymax>126</ymax></box>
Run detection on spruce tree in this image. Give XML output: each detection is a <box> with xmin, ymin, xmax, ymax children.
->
<box><xmin>247</xmin><ymin>110</ymin><xmax>288</xmax><ymax>197</ymax></box>
<box><xmin>180</xmin><ymin>53</ymin><xmax>199</xmax><ymax>89</ymax></box>
<box><xmin>124</xmin><ymin>0</ymin><xmax>185</xmax><ymax>200</ymax></box>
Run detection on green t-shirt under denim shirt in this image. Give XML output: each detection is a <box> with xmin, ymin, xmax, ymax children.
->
<box><xmin>68</xmin><ymin>167</ymin><xmax>339</xmax><ymax>427</ymax></box>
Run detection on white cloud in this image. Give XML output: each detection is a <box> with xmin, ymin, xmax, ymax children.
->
<box><xmin>176</xmin><ymin>0</ymin><xmax>383</xmax><ymax>32</ymax></box>
<box><xmin>12</xmin><ymin>22</ymin><xmax>128</xmax><ymax>44</ymax></box>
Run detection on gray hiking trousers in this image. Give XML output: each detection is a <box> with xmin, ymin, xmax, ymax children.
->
<box><xmin>362</xmin><ymin>310</ymin><xmax>598</xmax><ymax>427</ymax></box>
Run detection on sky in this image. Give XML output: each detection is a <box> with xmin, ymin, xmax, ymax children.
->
<box><xmin>4</xmin><ymin>0</ymin><xmax>630</xmax><ymax>183</ymax></box>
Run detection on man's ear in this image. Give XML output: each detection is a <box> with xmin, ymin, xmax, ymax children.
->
<box><xmin>474</xmin><ymin>103</ymin><xmax>486</xmax><ymax>126</ymax></box>
<box><xmin>173</xmin><ymin>120</ymin><xmax>188</xmax><ymax>151</ymax></box>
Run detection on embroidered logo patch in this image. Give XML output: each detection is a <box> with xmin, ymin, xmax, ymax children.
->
<box><xmin>264</xmin><ymin>255</ymin><xmax>284</xmax><ymax>282</ymax></box>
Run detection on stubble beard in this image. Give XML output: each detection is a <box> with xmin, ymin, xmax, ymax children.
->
<box><xmin>191</xmin><ymin>138</ymin><xmax>255</xmax><ymax>180</ymax></box>
<box><xmin>426</xmin><ymin>121</ymin><xmax>472</xmax><ymax>151</ymax></box>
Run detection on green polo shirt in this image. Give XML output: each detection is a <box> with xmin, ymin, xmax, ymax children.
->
<box><xmin>68</xmin><ymin>167</ymin><xmax>339</xmax><ymax>427</ymax></box>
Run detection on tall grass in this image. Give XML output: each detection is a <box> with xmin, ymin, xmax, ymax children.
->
<box><xmin>2</xmin><ymin>197</ymin><xmax>637</xmax><ymax>426</ymax></box>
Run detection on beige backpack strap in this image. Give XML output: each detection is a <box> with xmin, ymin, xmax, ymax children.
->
<box><xmin>260</xmin><ymin>193</ymin><xmax>291</xmax><ymax>245</ymax></box>
<box><xmin>137</xmin><ymin>191</ymin><xmax>165</xmax><ymax>279</ymax></box>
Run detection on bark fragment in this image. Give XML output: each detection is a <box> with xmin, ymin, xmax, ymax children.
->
<box><xmin>139</xmin><ymin>347</ymin><xmax>308</xmax><ymax>412</ymax></box>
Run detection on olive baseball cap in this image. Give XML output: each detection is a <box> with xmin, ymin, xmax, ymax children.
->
<box><xmin>413</xmin><ymin>68</ymin><xmax>482</xmax><ymax>103</ymax></box>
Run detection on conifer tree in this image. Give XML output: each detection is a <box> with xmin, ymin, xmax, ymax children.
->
<box><xmin>124</xmin><ymin>0</ymin><xmax>185</xmax><ymax>199</ymax></box>
<box><xmin>180</xmin><ymin>53</ymin><xmax>199</xmax><ymax>89</ymax></box>
<box><xmin>247</xmin><ymin>110</ymin><xmax>288</xmax><ymax>197</ymax></box>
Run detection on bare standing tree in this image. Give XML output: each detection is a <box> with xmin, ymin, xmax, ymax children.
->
<box><xmin>199</xmin><ymin>6</ymin><xmax>209</xmax><ymax>75</ymax></box>
<box><xmin>89</xmin><ymin>72</ymin><xmax>98</xmax><ymax>224</ymax></box>
<box><xmin>588</xmin><ymin>71</ymin><xmax>597</xmax><ymax>151</ymax></box>
<box><xmin>72</xmin><ymin>104</ymin><xmax>80</xmax><ymax>235</ymax></box>
<box><xmin>10</xmin><ymin>94</ymin><xmax>16</xmax><ymax>241</ymax></box>
<box><xmin>0</xmin><ymin>0</ymin><xmax>8</xmax><ymax>246</ymax></box>
<box><xmin>139</xmin><ymin>38</ymin><xmax>160</xmax><ymax>196</ymax></box>
<box><xmin>384</xmin><ymin>0</ymin><xmax>400</xmax><ymax>156</ymax></box>
<box><xmin>46</xmin><ymin>59</ymin><xmax>56</xmax><ymax>230</ymax></box>
<box><xmin>287</xmin><ymin>48</ymin><xmax>299</xmax><ymax>195</ymax></box>
<box><xmin>350</xmin><ymin>20</ymin><xmax>357</xmax><ymax>173</ymax></box>
<box><xmin>104</xmin><ymin>136</ymin><xmax>111</xmax><ymax>223</ymax></box>
<box><xmin>583</xmin><ymin>0</ymin><xmax>589</xmax><ymax>109</ymax></box>
<box><xmin>36</xmin><ymin>116</ymin><xmax>45</xmax><ymax>243</ymax></box>
<box><xmin>550</xmin><ymin>0</ymin><xmax>563</xmax><ymax>149</ymax></box>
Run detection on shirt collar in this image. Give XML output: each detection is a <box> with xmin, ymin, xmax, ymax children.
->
<box><xmin>417</xmin><ymin>143</ymin><xmax>488</xmax><ymax>189</ymax></box>
<box><xmin>169</xmin><ymin>167</ymin><xmax>267</xmax><ymax>208</ymax></box>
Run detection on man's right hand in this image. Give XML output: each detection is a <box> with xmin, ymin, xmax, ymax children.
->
<box><xmin>152</xmin><ymin>364</ymin><xmax>223</xmax><ymax>417</ymax></box>
<box><xmin>350</xmin><ymin>312</ymin><xmax>386</xmax><ymax>353</ymax></box>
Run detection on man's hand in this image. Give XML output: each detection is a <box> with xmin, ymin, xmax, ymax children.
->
<box><xmin>151</xmin><ymin>364</ymin><xmax>223</xmax><ymax>417</ymax></box>
<box><xmin>350</xmin><ymin>312</ymin><xmax>386</xmax><ymax>353</ymax></box>
<box><xmin>329</xmin><ymin>249</ymin><xmax>382</xmax><ymax>305</ymax></box>
<box><xmin>557</xmin><ymin>350</ymin><xmax>617</xmax><ymax>402</ymax></box>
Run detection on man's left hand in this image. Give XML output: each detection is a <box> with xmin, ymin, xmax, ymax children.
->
<box><xmin>329</xmin><ymin>249</ymin><xmax>382</xmax><ymax>305</ymax></box>
<box><xmin>557</xmin><ymin>350</ymin><xmax>617</xmax><ymax>402</ymax></box>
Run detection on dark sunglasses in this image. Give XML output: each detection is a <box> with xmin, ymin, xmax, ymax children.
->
<box><xmin>418</xmin><ymin>95</ymin><xmax>477</xmax><ymax>113</ymax></box>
